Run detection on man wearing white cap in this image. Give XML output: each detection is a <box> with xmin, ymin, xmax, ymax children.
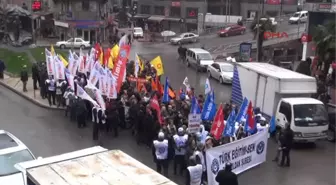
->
<box><xmin>152</xmin><ymin>132</ymin><xmax>169</xmax><ymax>177</ymax></box>
<box><xmin>173</xmin><ymin>127</ymin><xmax>188</xmax><ymax>175</ymax></box>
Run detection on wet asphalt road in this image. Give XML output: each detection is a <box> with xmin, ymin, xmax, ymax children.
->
<box><xmin>0</xmin><ymin>41</ymin><xmax>335</xmax><ymax>185</ymax></box>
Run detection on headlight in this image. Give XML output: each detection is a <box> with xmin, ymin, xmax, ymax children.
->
<box><xmin>294</xmin><ymin>132</ymin><xmax>302</xmax><ymax>137</ymax></box>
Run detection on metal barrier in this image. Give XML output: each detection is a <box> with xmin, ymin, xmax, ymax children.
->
<box><xmin>190</xmin><ymin>13</ymin><xmax>294</xmax><ymax>36</ymax></box>
<box><xmin>208</xmin><ymin>29</ymin><xmax>305</xmax><ymax>55</ymax></box>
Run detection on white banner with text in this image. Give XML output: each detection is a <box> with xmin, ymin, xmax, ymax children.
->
<box><xmin>206</xmin><ymin>129</ymin><xmax>268</xmax><ymax>185</ymax></box>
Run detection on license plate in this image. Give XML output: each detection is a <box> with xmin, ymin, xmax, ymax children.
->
<box><xmin>304</xmin><ymin>133</ymin><xmax>319</xmax><ymax>137</ymax></box>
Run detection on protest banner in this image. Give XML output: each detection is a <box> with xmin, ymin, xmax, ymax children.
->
<box><xmin>188</xmin><ymin>114</ymin><xmax>201</xmax><ymax>133</ymax></box>
<box><xmin>206</xmin><ymin>130</ymin><xmax>268</xmax><ymax>185</ymax></box>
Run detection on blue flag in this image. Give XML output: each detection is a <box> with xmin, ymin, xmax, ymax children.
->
<box><xmin>190</xmin><ymin>96</ymin><xmax>201</xmax><ymax>114</ymax></box>
<box><xmin>269</xmin><ymin>116</ymin><xmax>276</xmax><ymax>133</ymax></box>
<box><xmin>223</xmin><ymin>109</ymin><xmax>236</xmax><ymax>137</ymax></box>
<box><xmin>235</xmin><ymin>97</ymin><xmax>248</xmax><ymax>123</ymax></box>
<box><xmin>162</xmin><ymin>77</ymin><xmax>170</xmax><ymax>103</ymax></box>
<box><xmin>201</xmin><ymin>90</ymin><xmax>217</xmax><ymax>120</ymax></box>
<box><xmin>243</xmin><ymin>114</ymin><xmax>249</xmax><ymax>132</ymax></box>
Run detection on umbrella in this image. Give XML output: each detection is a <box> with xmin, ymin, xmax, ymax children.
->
<box><xmin>161</xmin><ymin>30</ymin><xmax>176</xmax><ymax>37</ymax></box>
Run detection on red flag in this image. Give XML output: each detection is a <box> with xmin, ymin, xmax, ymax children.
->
<box><xmin>112</xmin><ymin>45</ymin><xmax>131</xmax><ymax>93</ymax></box>
<box><xmin>150</xmin><ymin>94</ymin><xmax>163</xmax><ymax>125</ymax></box>
<box><xmin>247</xmin><ymin>101</ymin><xmax>256</xmax><ymax>130</ymax></box>
<box><xmin>104</xmin><ymin>48</ymin><xmax>111</xmax><ymax>66</ymax></box>
<box><xmin>210</xmin><ymin>104</ymin><xmax>225</xmax><ymax>140</ymax></box>
<box><xmin>156</xmin><ymin>77</ymin><xmax>164</xmax><ymax>95</ymax></box>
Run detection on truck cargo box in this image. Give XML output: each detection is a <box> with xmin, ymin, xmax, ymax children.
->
<box><xmin>15</xmin><ymin>146</ymin><xmax>177</xmax><ymax>185</ymax></box>
<box><xmin>234</xmin><ymin>62</ymin><xmax>317</xmax><ymax>117</ymax></box>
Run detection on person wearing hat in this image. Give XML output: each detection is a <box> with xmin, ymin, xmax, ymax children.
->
<box><xmin>194</xmin><ymin>142</ymin><xmax>206</xmax><ymax>183</ymax></box>
<box><xmin>173</xmin><ymin>127</ymin><xmax>188</xmax><ymax>175</ymax></box>
<box><xmin>186</xmin><ymin>155</ymin><xmax>203</xmax><ymax>185</ymax></box>
<box><xmin>215</xmin><ymin>162</ymin><xmax>239</xmax><ymax>185</ymax></box>
<box><xmin>20</xmin><ymin>65</ymin><xmax>28</xmax><ymax>92</ymax></box>
<box><xmin>152</xmin><ymin>132</ymin><xmax>169</xmax><ymax>177</ymax></box>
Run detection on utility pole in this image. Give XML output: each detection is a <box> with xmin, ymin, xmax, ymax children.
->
<box><xmin>228</xmin><ymin>0</ymin><xmax>231</xmax><ymax>23</ymax></box>
<box><xmin>261</xmin><ymin>0</ymin><xmax>265</xmax><ymax>15</ymax></box>
<box><xmin>256</xmin><ymin>0</ymin><xmax>262</xmax><ymax>62</ymax></box>
<box><xmin>225</xmin><ymin>0</ymin><xmax>228</xmax><ymax>23</ymax></box>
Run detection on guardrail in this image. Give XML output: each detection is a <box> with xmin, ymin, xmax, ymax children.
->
<box><xmin>190</xmin><ymin>13</ymin><xmax>294</xmax><ymax>36</ymax></box>
<box><xmin>209</xmin><ymin>30</ymin><xmax>305</xmax><ymax>55</ymax></box>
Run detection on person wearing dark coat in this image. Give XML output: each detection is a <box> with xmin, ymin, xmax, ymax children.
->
<box><xmin>117</xmin><ymin>100</ymin><xmax>126</xmax><ymax>129</ymax></box>
<box><xmin>76</xmin><ymin>99</ymin><xmax>87</xmax><ymax>128</ymax></box>
<box><xmin>31</xmin><ymin>62</ymin><xmax>40</xmax><ymax>89</ymax></box>
<box><xmin>106</xmin><ymin>105</ymin><xmax>119</xmax><ymax>137</ymax></box>
<box><xmin>0</xmin><ymin>59</ymin><xmax>6</xmax><ymax>79</ymax></box>
<box><xmin>279</xmin><ymin>122</ymin><xmax>294</xmax><ymax>167</ymax></box>
<box><xmin>215</xmin><ymin>163</ymin><xmax>239</xmax><ymax>185</ymax></box>
<box><xmin>92</xmin><ymin>106</ymin><xmax>99</xmax><ymax>140</ymax></box>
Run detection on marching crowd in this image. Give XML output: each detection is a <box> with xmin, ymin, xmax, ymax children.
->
<box><xmin>15</xmin><ymin>34</ymin><xmax>294</xmax><ymax>185</ymax></box>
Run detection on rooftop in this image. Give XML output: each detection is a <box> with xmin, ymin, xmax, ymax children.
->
<box><xmin>282</xmin><ymin>98</ymin><xmax>323</xmax><ymax>105</ymax></box>
<box><xmin>237</xmin><ymin>62</ymin><xmax>315</xmax><ymax>81</ymax></box>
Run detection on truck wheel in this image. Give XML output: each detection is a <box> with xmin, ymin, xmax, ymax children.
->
<box><xmin>327</xmin><ymin>130</ymin><xmax>335</xmax><ymax>142</ymax></box>
<box><xmin>60</xmin><ymin>44</ymin><xmax>65</xmax><ymax>49</ymax></box>
<box><xmin>219</xmin><ymin>77</ymin><xmax>224</xmax><ymax>84</ymax></box>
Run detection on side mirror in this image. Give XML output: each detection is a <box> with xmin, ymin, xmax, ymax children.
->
<box><xmin>217</xmin><ymin>69</ymin><xmax>221</xmax><ymax>72</ymax></box>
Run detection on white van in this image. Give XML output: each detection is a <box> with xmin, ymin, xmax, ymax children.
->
<box><xmin>289</xmin><ymin>11</ymin><xmax>308</xmax><ymax>24</ymax></box>
<box><xmin>186</xmin><ymin>48</ymin><xmax>214</xmax><ymax>71</ymax></box>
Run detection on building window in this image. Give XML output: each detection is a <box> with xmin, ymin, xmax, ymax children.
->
<box><xmin>186</xmin><ymin>8</ymin><xmax>198</xmax><ymax>18</ymax></box>
<box><xmin>140</xmin><ymin>5</ymin><xmax>150</xmax><ymax>14</ymax></box>
<box><xmin>208</xmin><ymin>6</ymin><xmax>221</xmax><ymax>14</ymax></box>
<box><xmin>170</xmin><ymin>7</ymin><xmax>181</xmax><ymax>17</ymax></box>
<box><xmin>82</xmin><ymin>1</ymin><xmax>89</xmax><ymax>11</ymax></box>
<box><xmin>222</xmin><ymin>6</ymin><xmax>233</xmax><ymax>15</ymax></box>
<box><xmin>154</xmin><ymin>6</ymin><xmax>165</xmax><ymax>15</ymax></box>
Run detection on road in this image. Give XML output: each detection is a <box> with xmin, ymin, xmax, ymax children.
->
<box><xmin>1</xmin><ymin>41</ymin><xmax>335</xmax><ymax>185</ymax></box>
<box><xmin>170</xmin><ymin>22</ymin><xmax>306</xmax><ymax>55</ymax></box>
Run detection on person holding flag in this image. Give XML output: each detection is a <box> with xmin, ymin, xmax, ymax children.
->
<box><xmin>162</xmin><ymin>77</ymin><xmax>170</xmax><ymax>103</ymax></box>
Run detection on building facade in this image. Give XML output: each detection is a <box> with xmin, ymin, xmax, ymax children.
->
<box><xmin>240</xmin><ymin>0</ymin><xmax>299</xmax><ymax>19</ymax></box>
<box><xmin>136</xmin><ymin>0</ymin><xmax>207</xmax><ymax>32</ymax></box>
<box><xmin>50</xmin><ymin>0</ymin><xmax>108</xmax><ymax>42</ymax></box>
<box><xmin>207</xmin><ymin>0</ymin><xmax>240</xmax><ymax>16</ymax></box>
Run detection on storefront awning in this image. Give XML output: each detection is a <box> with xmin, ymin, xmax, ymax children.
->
<box><xmin>164</xmin><ymin>17</ymin><xmax>181</xmax><ymax>22</ymax></box>
<box><xmin>133</xmin><ymin>14</ymin><xmax>150</xmax><ymax>19</ymax></box>
<box><xmin>148</xmin><ymin>15</ymin><xmax>165</xmax><ymax>22</ymax></box>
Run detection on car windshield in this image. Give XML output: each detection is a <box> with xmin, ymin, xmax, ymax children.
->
<box><xmin>292</xmin><ymin>13</ymin><xmax>300</xmax><ymax>17</ymax></box>
<box><xmin>0</xmin><ymin>149</ymin><xmax>35</xmax><ymax>176</ymax></box>
<box><xmin>225</xmin><ymin>27</ymin><xmax>231</xmax><ymax>30</ymax></box>
<box><xmin>198</xmin><ymin>53</ymin><xmax>212</xmax><ymax>60</ymax></box>
<box><xmin>66</xmin><ymin>38</ymin><xmax>73</xmax><ymax>42</ymax></box>
<box><xmin>293</xmin><ymin>104</ymin><xmax>328</xmax><ymax>125</ymax></box>
<box><xmin>221</xmin><ymin>65</ymin><xmax>233</xmax><ymax>72</ymax></box>
<box><xmin>134</xmin><ymin>28</ymin><xmax>142</xmax><ymax>33</ymax></box>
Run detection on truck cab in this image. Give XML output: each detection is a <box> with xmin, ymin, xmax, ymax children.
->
<box><xmin>276</xmin><ymin>98</ymin><xmax>329</xmax><ymax>142</ymax></box>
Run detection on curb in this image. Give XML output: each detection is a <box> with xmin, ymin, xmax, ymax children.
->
<box><xmin>0</xmin><ymin>80</ymin><xmax>64</xmax><ymax>110</ymax></box>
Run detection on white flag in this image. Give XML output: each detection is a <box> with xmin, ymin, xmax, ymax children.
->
<box><xmin>205</xmin><ymin>78</ymin><xmax>211</xmax><ymax>95</ymax></box>
<box><xmin>118</xmin><ymin>34</ymin><xmax>128</xmax><ymax>47</ymax></box>
<box><xmin>94</xmin><ymin>89</ymin><xmax>106</xmax><ymax>110</ymax></box>
<box><xmin>182</xmin><ymin>76</ymin><xmax>191</xmax><ymax>92</ymax></box>
<box><xmin>54</xmin><ymin>56</ymin><xmax>65</xmax><ymax>80</ymax></box>
<box><xmin>65</xmin><ymin>72</ymin><xmax>75</xmax><ymax>91</ymax></box>
<box><xmin>134</xmin><ymin>53</ymin><xmax>140</xmax><ymax>78</ymax></box>
<box><xmin>88</xmin><ymin>62</ymin><xmax>101</xmax><ymax>86</ymax></box>
<box><xmin>45</xmin><ymin>48</ymin><xmax>55</xmax><ymax>76</ymax></box>
<box><xmin>76</xmin><ymin>84</ymin><xmax>99</xmax><ymax>107</ymax></box>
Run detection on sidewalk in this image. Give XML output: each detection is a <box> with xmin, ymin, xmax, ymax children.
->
<box><xmin>0</xmin><ymin>74</ymin><xmax>63</xmax><ymax>110</ymax></box>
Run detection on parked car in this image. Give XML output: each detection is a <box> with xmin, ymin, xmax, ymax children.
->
<box><xmin>207</xmin><ymin>62</ymin><xmax>234</xmax><ymax>84</ymax></box>
<box><xmin>289</xmin><ymin>11</ymin><xmax>308</xmax><ymax>24</ymax></box>
<box><xmin>0</xmin><ymin>130</ymin><xmax>37</xmax><ymax>185</ymax></box>
<box><xmin>217</xmin><ymin>25</ymin><xmax>246</xmax><ymax>37</ymax></box>
<box><xmin>133</xmin><ymin>27</ymin><xmax>144</xmax><ymax>38</ymax></box>
<box><xmin>55</xmin><ymin>38</ymin><xmax>91</xmax><ymax>49</ymax></box>
<box><xmin>170</xmin><ymin>32</ymin><xmax>199</xmax><ymax>45</ymax></box>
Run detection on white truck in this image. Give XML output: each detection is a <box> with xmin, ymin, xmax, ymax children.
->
<box><xmin>14</xmin><ymin>146</ymin><xmax>178</xmax><ymax>185</ymax></box>
<box><xmin>233</xmin><ymin>62</ymin><xmax>329</xmax><ymax>142</ymax></box>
